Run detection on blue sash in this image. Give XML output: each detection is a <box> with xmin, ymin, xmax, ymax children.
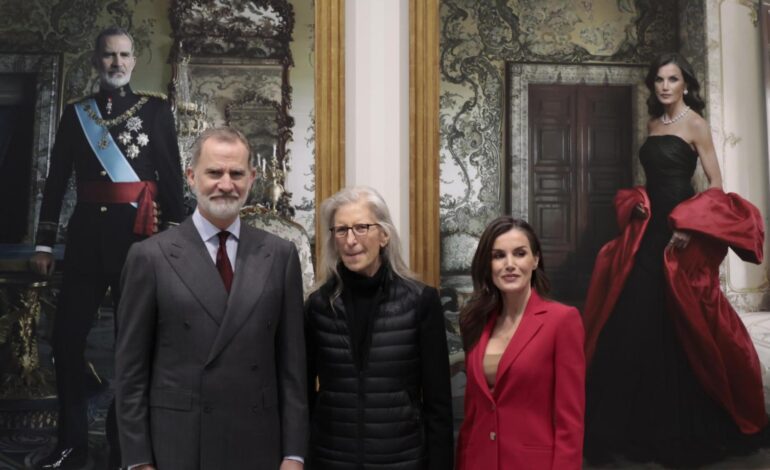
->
<box><xmin>74</xmin><ymin>98</ymin><xmax>140</xmax><ymax>184</ymax></box>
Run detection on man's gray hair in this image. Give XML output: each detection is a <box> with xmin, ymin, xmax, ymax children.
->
<box><xmin>316</xmin><ymin>186</ymin><xmax>415</xmax><ymax>298</ymax></box>
<box><xmin>93</xmin><ymin>26</ymin><xmax>135</xmax><ymax>55</ymax></box>
<box><xmin>188</xmin><ymin>127</ymin><xmax>253</xmax><ymax>168</ymax></box>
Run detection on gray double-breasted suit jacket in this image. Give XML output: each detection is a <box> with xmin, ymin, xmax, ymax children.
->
<box><xmin>115</xmin><ymin>217</ymin><xmax>308</xmax><ymax>469</ymax></box>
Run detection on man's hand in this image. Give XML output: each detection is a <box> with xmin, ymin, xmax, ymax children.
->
<box><xmin>30</xmin><ymin>252</ymin><xmax>55</xmax><ymax>276</ymax></box>
<box><xmin>280</xmin><ymin>459</ymin><xmax>303</xmax><ymax>470</ymax></box>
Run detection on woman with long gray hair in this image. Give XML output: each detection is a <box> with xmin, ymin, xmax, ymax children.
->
<box><xmin>304</xmin><ymin>186</ymin><xmax>454</xmax><ymax>469</ymax></box>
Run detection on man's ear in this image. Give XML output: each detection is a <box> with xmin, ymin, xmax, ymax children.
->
<box><xmin>185</xmin><ymin>167</ymin><xmax>195</xmax><ymax>189</ymax></box>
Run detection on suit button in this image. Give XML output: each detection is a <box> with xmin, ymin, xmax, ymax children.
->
<box><xmin>489</xmin><ymin>431</ymin><xmax>496</xmax><ymax>441</ymax></box>
<box><xmin>203</xmin><ymin>405</ymin><xmax>213</xmax><ymax>413</ymax></box>
<box><xmin>100</xmin><ymin>170</ymin><xmax>107</xmax><ymax>176</ymax></box>
<box><xmin>251</xmin><ymin>406</ymin><xmax>259</xmax><ymax>413</ymax></box>
<box><xmin>251</xmin><ymin>364</ymin><xmax>258</xmax><ymax>371</ymax></box>
<box><xmin>184</xmin><ymin>321</ymin><xmax>191</xmax><ymax>330</ymax></box>
<box><xmin>100</xmin><ymin>206</ymin><xmax>107</xmax><ymax>212</ymax></box>
<box><xmin>491</xmin><ymin>404</ymin><xmax>496</xmax><ymax>411</ymax></box>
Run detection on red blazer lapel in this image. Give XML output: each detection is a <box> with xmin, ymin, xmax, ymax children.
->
<box><xmin>469</xmin><ymin>314</ymin><xmax>497</xmax><ymax>404</ymax></box>
<box><xmin>495</xmin><ymin>290</ymin><xmax>546</xmax><ymax>386</ymax></box>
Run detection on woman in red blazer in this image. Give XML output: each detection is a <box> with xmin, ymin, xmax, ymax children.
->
<box><xmin>456</xmin><ymin>217</ymin><xmax>585</xmax><ymax>470</ymax></box>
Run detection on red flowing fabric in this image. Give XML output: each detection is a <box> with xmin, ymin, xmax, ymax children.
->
<box><xmin>664</xmin><ymin>188</ymin><xmax>766</xmax><ymax>433</ymax></box>
<box><xmin>583</xmin><ymin>187</ymin><xmax>650</xmax><ymax>364</ymax></box>
<box><xmin>584</xmin><ymin>186</ymin><xmax>767</xmax><ymax>434</ymax></box>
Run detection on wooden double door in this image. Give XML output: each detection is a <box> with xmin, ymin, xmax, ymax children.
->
<box><xmin>528</xmin><ymin>84</ymin><xmax>632</xmax><ymax>304</ymax></box>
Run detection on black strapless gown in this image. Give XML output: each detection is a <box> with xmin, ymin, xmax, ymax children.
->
<box><xmin>584</xmin><ymin>135</ymin><xmax>763</xmax><ymax>467</ymax></box>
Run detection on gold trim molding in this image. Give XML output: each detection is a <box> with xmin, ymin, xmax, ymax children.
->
<box><xmin>409</xmin><ymin>0</ymin><xmax>440</xmax><ymax>286</ymax></box>
<box><xmin>315</xmin><ymin>0</ymin><xmax>346</xmax><ymax>262</ymax></box>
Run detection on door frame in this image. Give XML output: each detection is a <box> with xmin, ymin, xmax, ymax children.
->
<box><xmin>506</xmin><ymin>63</ymin><xmax>648</xmax><ymax>220</ymax></box>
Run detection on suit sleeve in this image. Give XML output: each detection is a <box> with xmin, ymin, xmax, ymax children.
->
<box><xmin>551</xmin><ymin>307</ymin><xmax>585</xmax><ymax>470</ymax></box>
<box><xmin>114</xmin><ymin>241</ymin><xmax>158</xmax><ymax>467</ymax></box>
<box><xmin>35</xmin><ymin>105</ymin><xmax>77</xmax><ymax>247</ymax></box>
<box><xmin>150</xmin><ymin>100</ymin><xmax>185</xmax><ymax>225</ymax></box>
<box><xmin>419</xmin><ymin>287</ymin><xmax>455</xmax><ymax>470</ymax></box>
<box><xmin>277</xmin><ymin>243</ymin><xmax>309</xmax><ymax>458</ymax></box>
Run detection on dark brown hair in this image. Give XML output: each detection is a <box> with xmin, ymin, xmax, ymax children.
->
<box><xmin>459</xmin><ymin>217</ymin><xmax>550</xmax><ymax>351</ymax></box>
<box><xmin>645</xmin><ymin>52</ymin><xmax>705</xmax><ymax>117</ymax></box>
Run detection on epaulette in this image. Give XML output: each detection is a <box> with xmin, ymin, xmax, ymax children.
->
<box><xmin>135</xmin><ymin>90</ymin><xmax>168</xmax><ymax>100</ymax></box>
<box><xmin>66</xmin><ymin>94</ymin><xmax>94</xmax><ymax>105</ymax></box>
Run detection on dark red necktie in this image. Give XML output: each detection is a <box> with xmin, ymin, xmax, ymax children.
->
<box><xmin>216</xmin><ymin>231</ymin><xmax>233</xmax><ymax>293</ymax></box>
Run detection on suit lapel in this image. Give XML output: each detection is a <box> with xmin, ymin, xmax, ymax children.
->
<box><xmin>469</xmin><ymin>315</ymin><xmax>497</xmax><ymax>404</ymax></box>
<box><xmin>205</xmin><ymin>225</ymin><xmax>273</xmax><ymax>366</ymax></box>
<box><xmin>161</xmin><ymin>218</ymin><xmax>228</xmax><ymax>325</ymax></box>
<box><xmin>495</xmin><ymin>290</ymin><xmax>546</xmax><ymax>386</ymax></box>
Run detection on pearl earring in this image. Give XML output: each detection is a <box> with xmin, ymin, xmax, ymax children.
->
<box><xmin>684</xmin><ymin>89</ymin><xmax>688</xmax><ymax>95</ymax></box>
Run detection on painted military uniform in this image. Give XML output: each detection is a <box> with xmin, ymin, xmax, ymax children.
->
<box><xmin>36</xmin><ymin>84</ymin><xmax>184</xmax><ymax>460</ymax></box>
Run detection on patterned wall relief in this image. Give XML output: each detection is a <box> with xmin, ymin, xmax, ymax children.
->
<box><xmin>679</xmin><ymin>0</ymin><xmax>707</xmax><ymax>86</ymax></box>
<box><xmin>439</xmin><ymin>0</ymin><xmax>684</xmax><ymax>276</ymax></box>
<box><xmin>171</xmin><ymin>0</ymin><xmax>294</xmax><ymax>59</ymax></box>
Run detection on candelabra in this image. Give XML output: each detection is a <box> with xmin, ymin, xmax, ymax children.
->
<box><xmin>176</xmin><ymin>101</ymin><xmax>209</xmax><ymax>137</ymax></box>
<box><xmin>254</xmin><ymin>144</ymin><xmax>288</xmax><ymax>214</ymax></box>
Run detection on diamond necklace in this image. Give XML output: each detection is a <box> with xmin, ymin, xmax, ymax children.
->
<box><xmin>661</xmin><ymin>105</ymin><xmax>690</xmax><ymax>125</ymax></box>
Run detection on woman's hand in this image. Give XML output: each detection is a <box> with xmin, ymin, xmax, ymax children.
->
<box><xmin>668</xmin><ymin>230</ymin><xmax>691</xmax><ymax>250</ymax></box>
<box><xmin>632</xmin><ymin>203</ymin><xmax>648</xmax><ymax>219</ymax></box>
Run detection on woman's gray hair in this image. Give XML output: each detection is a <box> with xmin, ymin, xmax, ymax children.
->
<box><xmin>316</xmin><ymin>186</ymin><xmax>415</xmax><ymax>299</ymax></box>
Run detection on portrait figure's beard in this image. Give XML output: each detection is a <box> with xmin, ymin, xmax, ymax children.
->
<box><xmin>100</xmin><ymin>69</ymin><xmax>132</xmax><ymax>89</ymax></box>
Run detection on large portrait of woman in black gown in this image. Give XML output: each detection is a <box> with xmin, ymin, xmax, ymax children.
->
<box><xmin>583</xmin><ymin>52</ymin><xmax>768</xmax><ymax>468</ymax></box>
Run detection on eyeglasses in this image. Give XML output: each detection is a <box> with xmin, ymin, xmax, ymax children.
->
<box><xmin>330</xmin><ymin>223</ymin><xmax>380</xmax><ymax>238</ymax></box>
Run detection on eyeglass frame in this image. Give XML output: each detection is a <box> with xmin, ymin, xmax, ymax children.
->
<box><xmin>329</xmin><ymin>223</ymin><xmax>381</xmax><ymax>238</ymax></box>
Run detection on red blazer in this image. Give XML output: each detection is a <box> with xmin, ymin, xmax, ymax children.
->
<box><xmin>456</xmin><ymin>291</ymin><xmax>585</xmax><ymax>470</ymax></box>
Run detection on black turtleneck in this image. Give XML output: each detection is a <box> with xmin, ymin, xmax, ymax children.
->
<box><xmin>339</xmin><ymin>263</ymin><xmax>387</xmax><ymax>368</ymax></box>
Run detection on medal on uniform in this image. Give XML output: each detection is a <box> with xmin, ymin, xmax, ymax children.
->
<box><xmin>106</xmin><ymin>97</ymin><xmax>112</xmax><ymax>116</ymax></box>
<box><xmin>79</xmin><ymin>98</ymin><xmax>149</xmax><ymax>154</ymax></box>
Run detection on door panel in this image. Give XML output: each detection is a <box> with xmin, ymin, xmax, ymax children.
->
<box><xmin>529</xmin><ymin>84</ymin><xmax>631</xmax><ymax>304</ymax></box>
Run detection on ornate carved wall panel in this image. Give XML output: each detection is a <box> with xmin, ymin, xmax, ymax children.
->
<box><xmin>171</xmin><ymin>0</ymin><xmax>294</xmax><ymax>59</ymax></box>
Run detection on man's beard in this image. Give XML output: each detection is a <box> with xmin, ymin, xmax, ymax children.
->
<box><xmin>196</xmin><ymin>191</ymin><xmax>245</xmax><ymax>221</ymax></box>
<box><xmin>100</xmin><ymin>70</ymin><xmax>131</xmax><ymax>89</ymax></box>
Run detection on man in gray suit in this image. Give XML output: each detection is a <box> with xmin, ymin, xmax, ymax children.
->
<box><xmin>115</xmin><ymin>127</ymin><xmax>307</xmax><ymax>469</ymax></box>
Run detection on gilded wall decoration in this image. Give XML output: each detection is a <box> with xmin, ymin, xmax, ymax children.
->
<box><xmin>439</xmin><ymin>0</ymin><xmax>690</xmax><ymax>276</ymax></box>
